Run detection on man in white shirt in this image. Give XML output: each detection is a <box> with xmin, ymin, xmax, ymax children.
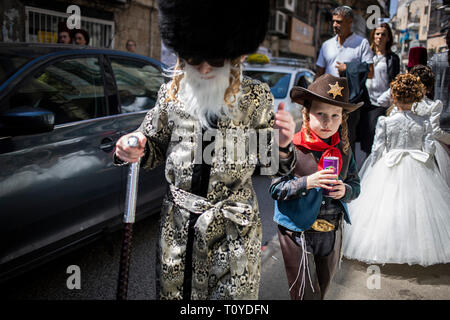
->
<box><xmin>315</xmin><ymin>6</ymin><xmax>374</xmax><ymax>79</ymax></box>
<box><xmin>315</xmin><ymin>6</ymin><xmax>373</xmax><ymax>158</ymax></box>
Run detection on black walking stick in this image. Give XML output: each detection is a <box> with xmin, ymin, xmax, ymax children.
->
<box><xmin>117</xmin><ymin>136</ymin><xmax>141</xmax><ymax>300</ymax></box>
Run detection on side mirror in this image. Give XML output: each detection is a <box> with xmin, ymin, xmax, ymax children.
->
<box><xmin>0</xmin><ymin>107</ymin><xmax>55</xmax><ymax>136</ymax></box>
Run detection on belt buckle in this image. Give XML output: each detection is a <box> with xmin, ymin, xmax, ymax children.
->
<box><xmin>311</xmin><ymin>219</ymin><xmax>335</xmax><ymax>232</ymax></box>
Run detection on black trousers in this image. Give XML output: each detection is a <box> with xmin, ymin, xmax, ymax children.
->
<box><xmin>347</xmin><ymin>108</ymin><xmax>360</xmax><ymax>157</ymax></box>
<box><xmin>278</xmin><ymin>222</ymin><xmax>343</xmax><ymax>300</ymax></box>
<box><xmin>358</xmin><ymin>105</ymin><xmax>386</xmax><ymax>155</ymax></box>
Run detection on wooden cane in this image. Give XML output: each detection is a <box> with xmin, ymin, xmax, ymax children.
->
<box><xmin>117</xmin><ymin>136</ymin><xmax>141</xmax><ymax>300</ymax></box>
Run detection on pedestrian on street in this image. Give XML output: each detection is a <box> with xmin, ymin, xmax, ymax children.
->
<box><xmin>57</xmin><ymin>21</ymin><xmax>72</xmax><ymax>44</ymax></box>
<box><xmin>126</xmin><ymin>39</ymin><xmax>136</xmax><ymax>53</ymax></box>
<box><xmin>72</xmin><ymin>29</ymin><xmax>90</xmax><ymax>46</ymax></box>
<box><xmin>270</xmin><ymin>74</ymin><xmax>362</xmax><ymax>300</ymax></box>
<box><xmin>315</xmin><ymin>6</ymin><xmax>374</xmax><ymax>158</ymax></box>
<box><xmin>360</xmin><ymin>23</ymin><xmax>400</xmax><ymax>157</ymax></box>
<box><xmin>343</xmin><ymin>73</ymin><xmax>450</xmax><ymax>267</ymax></box>
<box><xmin>388</xmin><ymin>65</ymin><xmax>450</xmax><ymax>188</ymax></box>
<box><xmin>113</xmin><ymin>0</ymin><xmax>296</xmax><ymax>300</ymax></box>
<box><xmin>429</xmin><ymin>30</ymin><xmax>450</xmax><ymax>131</ymax></box>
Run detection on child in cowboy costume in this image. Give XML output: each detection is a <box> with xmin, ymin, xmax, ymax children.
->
<box><xmin>270</xmin><ymin>74</ymin><xmax>361</xmax><ymax>300</ymax></box>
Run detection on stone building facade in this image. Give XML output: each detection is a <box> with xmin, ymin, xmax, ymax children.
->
<box><xmin>0</xmin><ymin>0</ymin><xmax>162</xmax><ymax>60</ymax></box>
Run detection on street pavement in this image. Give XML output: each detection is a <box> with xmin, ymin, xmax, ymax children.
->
<box><xmin>258</xmin><ymin>232</ymin><xmax>450</xmax><ymax>300</ymax></box>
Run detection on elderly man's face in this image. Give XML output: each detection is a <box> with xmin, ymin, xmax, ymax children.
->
<box><xmin>332</xmin><ymin>14</ymin><xmax>352</xmax><ymax>36</ymax></box>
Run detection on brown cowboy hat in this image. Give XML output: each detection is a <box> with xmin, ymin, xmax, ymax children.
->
<box><xmin>290</xmin><ymin>74</ymin><xmax>364</xmax><ymax>113</ymax></box>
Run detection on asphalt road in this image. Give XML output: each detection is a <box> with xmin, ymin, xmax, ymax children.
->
<box><xmin>0</xmin><ymin>175</ymin><xmax>278</xmax><ymax>300</ymax></box>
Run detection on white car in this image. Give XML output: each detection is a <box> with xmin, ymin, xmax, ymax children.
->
<box><xmin>243</xmin><ymin>59</ymin><xmax>315</xmax><ymax>132</ymax></box>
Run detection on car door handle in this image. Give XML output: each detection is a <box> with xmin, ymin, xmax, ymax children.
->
<box><xmin>100</xmin><ymin>137</ymin><xmax>116</xmax><ymax>152</ymax></box>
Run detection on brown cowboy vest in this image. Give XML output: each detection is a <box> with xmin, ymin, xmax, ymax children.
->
<box><xmin>294</xmin><ymin>143</ymin><xmax>352</xmax><ymax>180</ymax></box>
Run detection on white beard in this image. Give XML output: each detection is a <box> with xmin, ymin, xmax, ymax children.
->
<box><xmin>179</xmin><ymin>62</ymin><xmax>239</xmax><ymax>129</ymax></box>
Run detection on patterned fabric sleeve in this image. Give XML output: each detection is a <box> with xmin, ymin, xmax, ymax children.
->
<box><xmin>249</xmin><ymin>81</ymin><xmax>296</xmax><ymax>177</ymax></box>
<box><xmin>429</xmin><ymin>100</ymin><xmax>450</xmax><ymax>145</ymax></box>
<box><xmin>370</xmin><ymin>116</ymin><xmax>387</xmax><ymax>166</ymax></box>
<box><xmin>136</xmin><ymin>83</ymin><xmax>173</xmax><ymax>171</ymax></box>
<box><xmin>269</xmin><ymin>174</ymin><xmax>308</xmax><ymax>201</ymax></box>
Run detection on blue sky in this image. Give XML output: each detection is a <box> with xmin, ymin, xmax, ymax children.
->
<box><xmin>390</xmin><ymin>0</ymin><xmax>398</xmax><ymax>18</ymax></box>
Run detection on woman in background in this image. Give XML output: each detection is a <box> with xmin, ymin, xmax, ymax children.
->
<box><xmin>360</xmin><ymin>23</ymin><xmax>400</xmax><ymax>156</ymax></box>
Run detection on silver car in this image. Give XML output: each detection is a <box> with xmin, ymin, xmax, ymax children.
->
<box><xmin>243</xmin><ymin>59</ymin><xmax>315</xmax><ymax>132</ymax></box>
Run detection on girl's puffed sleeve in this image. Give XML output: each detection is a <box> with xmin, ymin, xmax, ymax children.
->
<box><xmin>423</xmin><ymin>119</ymin><xmax>436</xmax><ymax>155</ymax></box>
<box><xmin>136</xmin><ymin>83</ymin><xmax>173</xmax><ymax>170</ymax></box>
<box><xmin>370</xmin><ymin>116</ymin><xmax>387</xmax><ymax>166</ymax></box>
<box><xmin>429</xmin><ymin>100</ymin><xmax>450</xmax><ymax>145</ymax></box>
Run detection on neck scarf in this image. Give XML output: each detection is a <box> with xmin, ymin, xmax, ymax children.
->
<box><xmin>293</xmin><ymin>127</ymin><xmax>343</xmax><ymax>173</ymax></box>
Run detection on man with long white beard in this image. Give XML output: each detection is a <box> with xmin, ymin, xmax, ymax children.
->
<box><xmin>114</xmin><ymin>0</ymin><xmax>296</xmax><ymax>300</ymax></box>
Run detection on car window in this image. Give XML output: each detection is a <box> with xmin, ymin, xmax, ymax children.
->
<box><xmin>109</xmin><ymin>57</ymin><xmax>165</xmax><ymax>113</ymax></box>
<box><xmin>304</xmin><ymin>72</ymin><xmax>314</xmax><ymax>87</ymax></box>
<box><xmin>295</xmin><ymin>71</ymin><xmax>314</xmax><ymax>89</ymax></box>
<box><xmin>243</xmin><ymin>70</ymin><xmax>291</xmax><ymax>99</ymax></box>
<box><xmin>0</xmin><ymin>55</ymin><xmax>34</xmax><ymax>86</ymax></box>
<box><xmin>5</xmin><ymin>57</ymin><xmax>106</xmax><ymax>125</ymax></box>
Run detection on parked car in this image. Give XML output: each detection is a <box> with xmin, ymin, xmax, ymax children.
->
<box><xmin>0</xmin><ymin>43</ymin><xmax>168</xmax><ymax>282</ymax></box>
<box><xmin>243</xmin><ymin>56</ymin><xmax>315</xmax><ymax>132</ymax></box>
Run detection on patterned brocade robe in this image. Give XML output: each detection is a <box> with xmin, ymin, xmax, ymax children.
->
<box><xmin>135</xmin><ymin>77</ymin><xmax>296</xmax><ymax>300</ymax></box>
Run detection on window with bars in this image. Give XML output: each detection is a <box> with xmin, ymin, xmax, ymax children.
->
<box><xmin>25</xmin><ymin>6</ymin><xmax>115</xmax><ymax>48</ymax></box>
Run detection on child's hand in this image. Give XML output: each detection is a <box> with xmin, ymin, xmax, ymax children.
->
<box><xmin>274</xmin><ymin>102</ymin><xmax>295</xmax><ymax>152</ymax></box>
<box><xmin>327</xmin><ymin>180</ymin><xmax>346</xmax><ymax>199</ymax></box>
<box><xmin>306</xmin><ymin>169</ymin><xmax>338</xmax><ymax>190</ymax></box>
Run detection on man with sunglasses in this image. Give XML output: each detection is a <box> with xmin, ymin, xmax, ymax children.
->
<box><xmin>114</xmin><ymin>0</ymin><xmax>296</xmax><ymax>300</ymax></box>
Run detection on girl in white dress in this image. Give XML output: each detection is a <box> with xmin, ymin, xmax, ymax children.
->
<box><xmin>343</xmin><ymin>73</ymin><xmax>450</xmax><ymax>266</ymax></box>
<box><xmin>408</xmin><ymin>65</ymin><xmax>450</xmax><ymax>187</ymax></box>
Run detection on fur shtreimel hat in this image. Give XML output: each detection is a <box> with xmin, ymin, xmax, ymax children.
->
<box><xmin>157</xmin><ymin>0</ymin><xmax>270</xmax><ymax>60</ymax></box>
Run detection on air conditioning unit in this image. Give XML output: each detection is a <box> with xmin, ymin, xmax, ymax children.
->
<box><xmin>276</xmin><ymin>0</ymin><xmax>296</xmax><ymax>13</ymax></box>
<box><xmin>269</xmin><ymin>11</ymin><xmax>287</xmax><ymax>35</ymax></box>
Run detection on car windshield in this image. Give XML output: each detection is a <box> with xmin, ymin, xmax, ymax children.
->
<box><xmin>0</xmin><ymin>54</ymin><xmax>34</xmax><ymax>86</ymax></box>
<box><xmin>243</xmin><ymin>70</ymin><xmax>291</xmax><ymax>99</ymax></box>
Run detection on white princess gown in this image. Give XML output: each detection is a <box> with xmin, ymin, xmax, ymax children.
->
<box><xmin>344</xmin><ymin>111</ymin><xmax>450</xmax><ymax>266</ymax></box>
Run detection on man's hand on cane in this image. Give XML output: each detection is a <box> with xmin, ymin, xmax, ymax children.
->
<box><xmin>274</xmin><ymin>102</ymin><xmax>295</xmax><ymax>158</ymax></box>
<box><xmin>115</xmin><ymin>132</ymin><xmax>147</xmax><ymax>163</ymax></box>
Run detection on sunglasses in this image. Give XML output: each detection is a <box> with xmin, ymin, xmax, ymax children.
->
<box><xmin>184</xmin><ymin>57</ymin><xmax>226</xmax><ymax>68</ymax></box>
